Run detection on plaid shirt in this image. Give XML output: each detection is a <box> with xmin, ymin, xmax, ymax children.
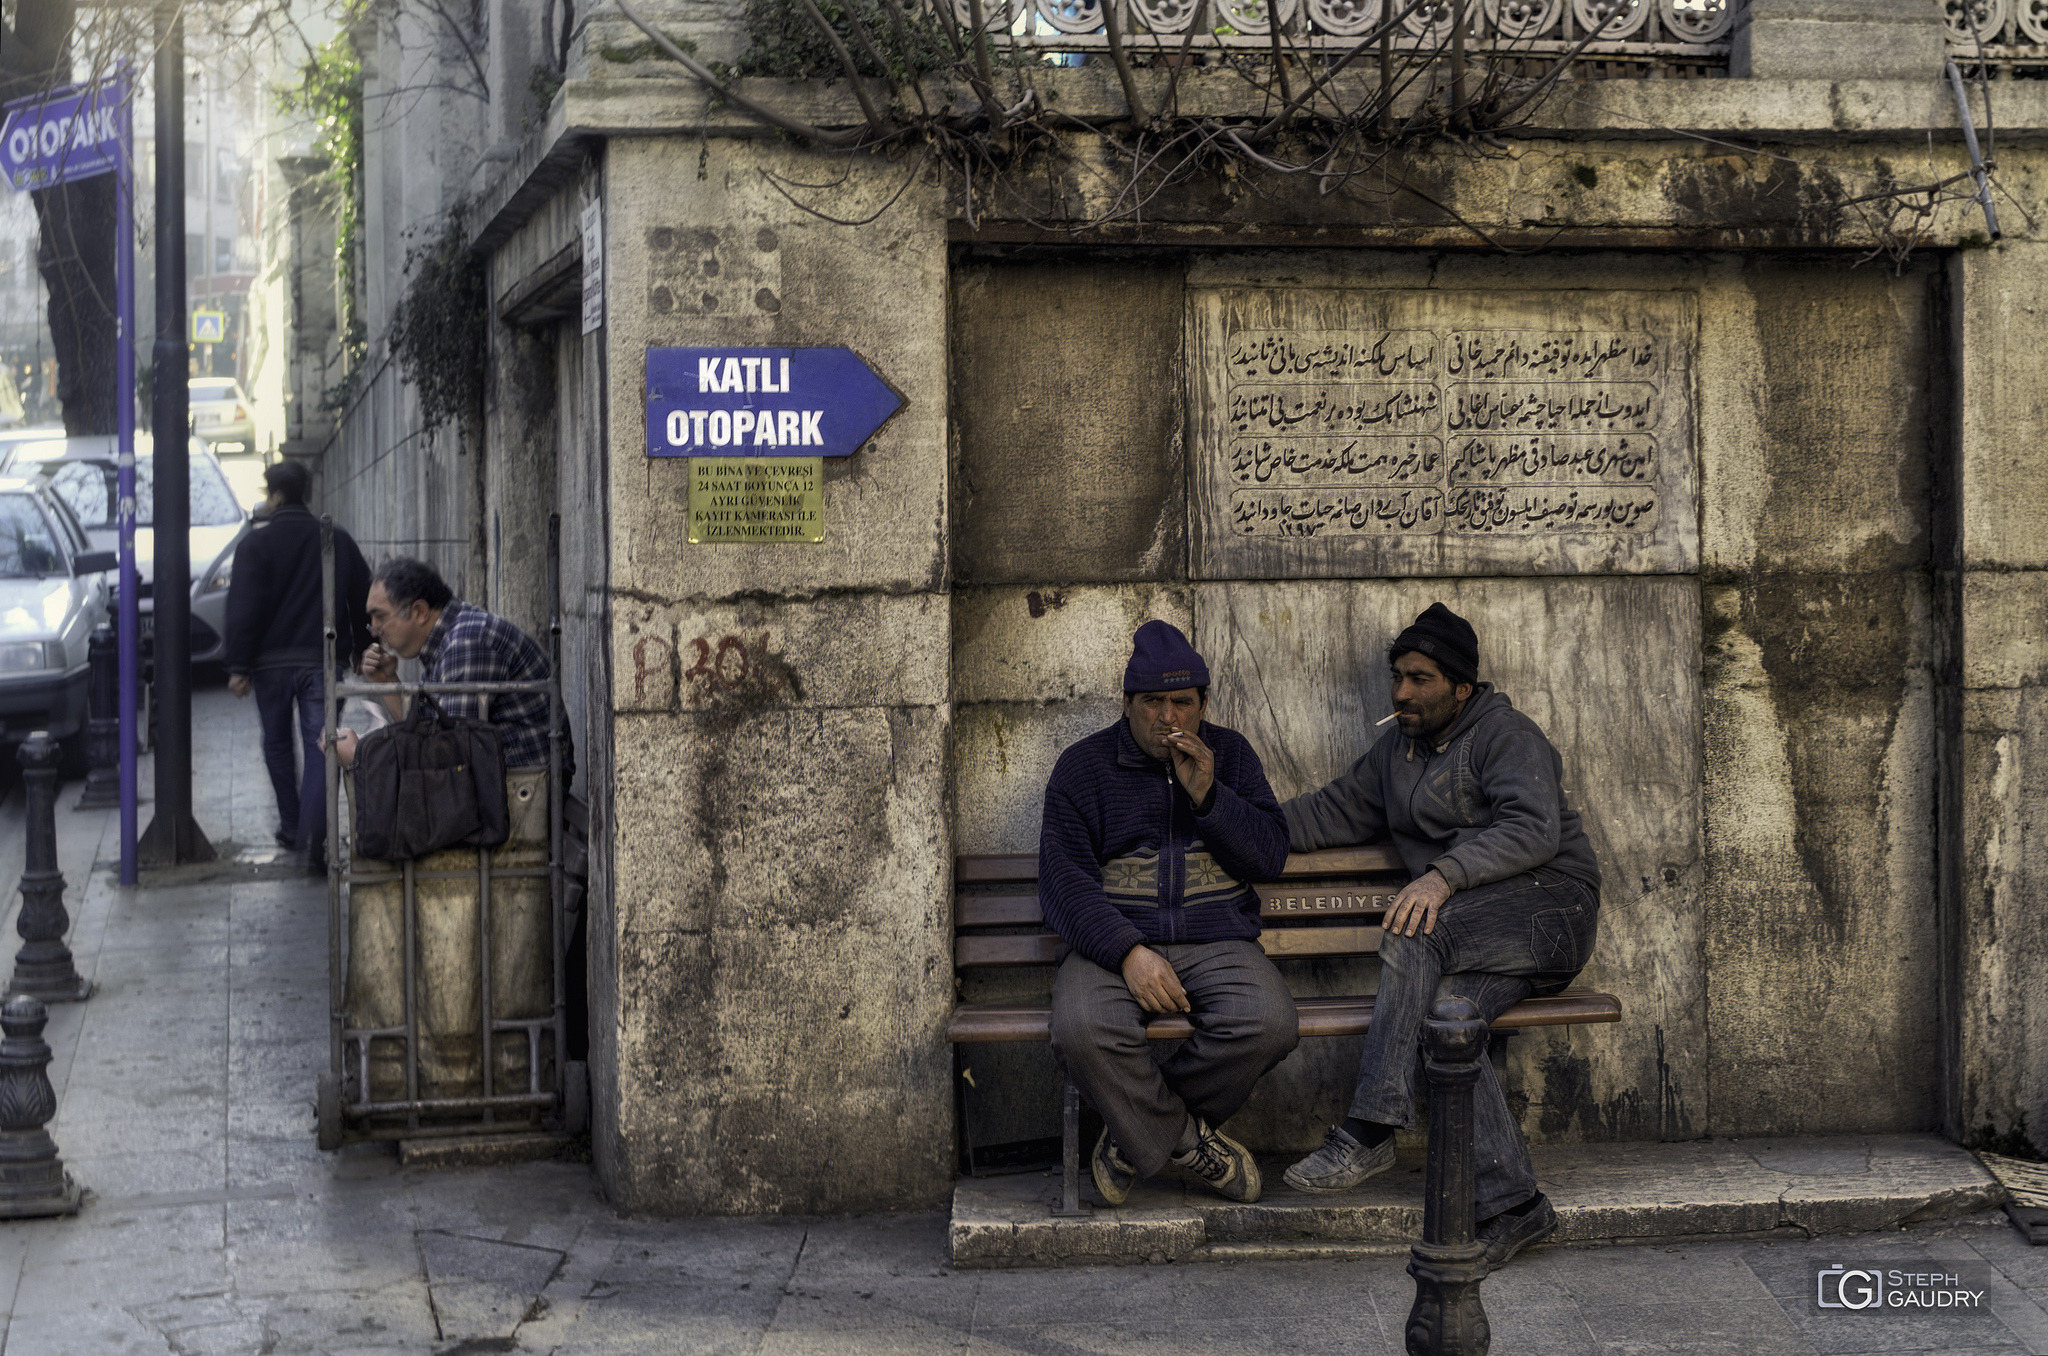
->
<box><xmin>419</xmin><ymin>600</ymin><xmax>553</xmax><ymax>769</ymax></box>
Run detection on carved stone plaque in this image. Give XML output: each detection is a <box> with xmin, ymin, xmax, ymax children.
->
<box><xmin>1189</xmin><ymin>289</ymin><xmax>1697</xmax><ymax>578</ymax></box>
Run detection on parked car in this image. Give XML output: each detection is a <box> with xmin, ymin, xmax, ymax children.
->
<box><xmin>189</xmin><ymin>377</ymin><xmax>256</xmax><ymax>450</ymax></box>
<box><xmin>0</xmin><ymin>476</ymin><xmax>114</xmax><ymax>767</ymax></box>
<box><xmin>0</xmin><ymin>434</ymin><xmax>249</xmax><ymax>665</ymax></box>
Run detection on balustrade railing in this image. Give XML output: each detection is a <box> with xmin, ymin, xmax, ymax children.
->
<box><xmin>961</xmin><ymin>0</ymin><xmax>1740</xmax><ymax>75</ymax></box>
<box><xmin>1945</xmin><ymin>0</ymin><xmax>2048</xmax><ymax>74</ymax></box>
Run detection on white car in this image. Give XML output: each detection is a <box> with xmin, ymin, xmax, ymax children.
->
<box><xmin>189</xmin><ymin>378</ymin><xmax>256</xmax><ymax>451</ymax></box>
<box><xmin>0</xmin><ymin>477</ymin><xmax>114</xmax><ymax>767</ymax></box>
<box><xmin>1</xmin><ymin>434</ymin><xmax>249</xmax><ymax>666</ymax></box>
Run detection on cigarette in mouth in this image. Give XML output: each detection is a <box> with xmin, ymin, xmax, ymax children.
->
<box><xmin>1375</xmin><ymin>712</ymin><xmax>1401</xmax><ymax>727</ymax></box>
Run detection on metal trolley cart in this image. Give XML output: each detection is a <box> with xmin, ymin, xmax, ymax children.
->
<box><xmin>313</xmin><ymin>518</ymin><xmax>586</xmax><ymax>1149</ymax></box>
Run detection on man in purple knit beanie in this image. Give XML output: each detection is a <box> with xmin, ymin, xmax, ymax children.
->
<box><xmin>1038</xmin><ymin>620</ymin><xmax>1295</xmax><ymax>1205</ymax></box>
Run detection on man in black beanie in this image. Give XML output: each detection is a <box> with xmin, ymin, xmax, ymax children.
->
<box><xmin>1277</xmin><ymin>602</ymin><xmax>1601</xmax><ymax>1274</ymax></box>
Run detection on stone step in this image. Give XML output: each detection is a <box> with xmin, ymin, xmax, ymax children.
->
<box><xmin>949</xmin><ymin>1133</ymin><xmax>2008</xmax><ymax>1268</ymax></box>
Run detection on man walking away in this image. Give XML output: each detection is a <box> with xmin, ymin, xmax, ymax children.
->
<box><xmin>1278</xmin><ymin>602</ymin><xmax>1601</xmax><ymax>1275</ymax></box>
<box><xmin>224</xmin><ymin>461</ymin><xmax>371</xmax><ymax>872</ymax></box>
<box><xmin>1040</xmin><ymin>620</ymin><xmax>1296</xmax><ymax>1206</ymax></box>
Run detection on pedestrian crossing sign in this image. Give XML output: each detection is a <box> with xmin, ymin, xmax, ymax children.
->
<box><xmin>190</xmin><ymin>309</ymin><xmax>225</xmax><ymax>344</ymax></box>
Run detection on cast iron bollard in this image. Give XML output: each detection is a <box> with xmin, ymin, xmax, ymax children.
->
<box><xmin>0</xmin><ymin>996</ymin><xmax>81</xmax><ymax>1217</ymax></box>
<box><xmin>7</xmin><ymin>733</ymin><xmax>91</xmax><ymax>1003</ymax></box>
<box><xmin>1405</xmin><ymin>996</ymin><xmax>1492</xmax><ymax>1356</ymax></box>
<box><xmin>75</xmin><ymin>625</ymin><xmax>120</xmax><ymax>810</ymax></box>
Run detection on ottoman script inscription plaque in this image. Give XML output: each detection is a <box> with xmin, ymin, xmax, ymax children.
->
<box><xmin>1191</xmin><ymin>290</ymin><xmax>1697</xmax><ymax>578</ymax></box>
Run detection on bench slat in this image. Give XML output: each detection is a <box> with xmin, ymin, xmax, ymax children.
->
<box><xmin>1254</xmin><ymin>884</ymin><xmax>1398</xmax><ymax>918</ymax></box>
<box><xmin>1260</xmin><ymin>925</ymin><xmax>1385</xmax><ymax>959</ymax></box>
<box><xmin>955</xmin><ymin>895</ymin><xmax>1045</xmax><ymax>928</ymax></box>
<box><xmin>955</xmin><ymin>934</ymin><xmax>1062</xmax><ymax>967</ymax></box>
<box><xmin>953</xmin><ymin>845</ymin><xmax>1405</xmax><ymax>887</ymax></box>
<box><xmin>957</xmin><ymin>854</ymin><xmax>1038</xmax><ymax>884</ymax></box>
<box><xmin>955</xmin><ymin>888</ymin><xmax>1396</xmax><ymax>930</ymax></box>
<box><xmin>957</xmin><ymin>924</ymin><xmax>1393</xmax><ymax>968</ymax></box>
<box><xmin>946</xmin><ymin>991</ymin><xmax>1623</xmax><ymax>1043</ymax></box>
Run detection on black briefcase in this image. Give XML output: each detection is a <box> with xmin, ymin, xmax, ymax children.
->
<box><xmin>352</xmin><ymin>694</ymin><xmax>509</xmax><ymax>859</ymax></box>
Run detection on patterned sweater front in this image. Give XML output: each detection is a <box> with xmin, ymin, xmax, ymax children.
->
<box><xmin>1037</xmin><ymin>718</ymin><xmax>1291</xmax><ymax>970</ymax></box>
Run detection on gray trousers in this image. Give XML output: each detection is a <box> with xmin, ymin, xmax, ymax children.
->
<box><xmin>1050</xmin><ymin>939</ymin><xmax>1299</xmax><ymax>1178</ymax></box>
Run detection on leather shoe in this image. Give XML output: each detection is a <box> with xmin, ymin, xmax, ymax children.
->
<box><xmin>1477</xmin><ymin>1192</ymin><xmax>1557</xmax><ymax>1274</ymax></box>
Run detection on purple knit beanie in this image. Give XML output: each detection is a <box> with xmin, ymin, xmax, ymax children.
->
<box><xmin>1124</xmin><ymin>620</ymin><xmax>1209</xmax><ymax>693</ymax></box>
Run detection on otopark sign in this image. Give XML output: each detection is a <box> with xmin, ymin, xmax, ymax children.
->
<box><xmin>644</xmin><ymin>346</ymin><xmax>903</xmax><ymax>457</ymax></box>
<box><xmin>0</xmin><ymin>80</ymin><xmax>124</xmax><ymax>190</ymax></box>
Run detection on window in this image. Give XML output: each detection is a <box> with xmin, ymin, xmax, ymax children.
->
<box><xmin>44</xmin><ymin>491</ymin><xmax>90</xmax><ymax>557</ymax></box>
<box><xmin>42</xmin><ymin>453</ymin><xmax>242</xmax><ymax>531</ymax></box>
<box><xmin>47</xmin><ymin>462</ymin><xmax>109</xmax><ymax>529</ymax></box>
<box><xmin>0</xmin><ymin>496</ymin><xmax>64</xmax><ymax>578</ymax></box>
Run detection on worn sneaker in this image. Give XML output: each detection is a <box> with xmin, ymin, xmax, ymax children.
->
<box><xmin>1477</xmin><ymin>1193</ymin><xmax>1557</xmax><ymax>1273</ymax></box>
<box><xmin>1284</xmin><ymin>1124</ymin><xmax>1396</xmax><ymax>1193</ymax></box>
<box><xmin>1173</xmin><ymin>1119</ymin><xmax>1262</xmax><ymax>1203</ymax></box>
<box><xmin>1092</xmin><ymin>1128</ymin><xmax>1138</xmax><ymax>1206</ymax></box>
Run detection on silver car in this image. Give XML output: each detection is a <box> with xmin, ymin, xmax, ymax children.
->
<box><xmin>1</xmin><ymin>434</ymin><xmax>249</xmax><ymax>665</ymax></box>
<box><xmin>189</xmin><ymin>377</ymin><xmax>256</xmax><ymax>451</ymax></box>
<box><xmin>0</xmin><ymin>476</ymin><xmax>114</xmax><ymax>765</ymax></box>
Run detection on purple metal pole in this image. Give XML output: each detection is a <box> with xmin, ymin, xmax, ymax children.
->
<box><xmin>115</xmin><ymin>69</ymin><xmax>137</xmax><ymax>886</ymax></box>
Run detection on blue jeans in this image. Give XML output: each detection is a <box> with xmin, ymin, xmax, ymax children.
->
<box><xmin>254</xmin><ymin>666</ymin><xmax>326</xmax><ymax>852</ymax></box>
<box><xmin>1351</xmin><ymin>867</ymin><xmax>1600</xmax><ymax>1220</ymax></box>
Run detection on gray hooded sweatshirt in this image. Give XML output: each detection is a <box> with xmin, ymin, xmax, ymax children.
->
<box><xmin>1281</xmin><ymin>685</ymin><xmax>1601</xmax><ymax>894</ymax></box>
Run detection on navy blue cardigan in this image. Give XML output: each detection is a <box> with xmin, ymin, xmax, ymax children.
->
<box><xmin>1038</xmin><ymin>718</ymin><xmax>1290</xmax><ymax>970</ymax></box>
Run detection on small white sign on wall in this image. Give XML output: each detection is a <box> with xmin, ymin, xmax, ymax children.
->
<box><xmin>581</xmin><ymin>198</ymin><xmax>604</xmax><ymax>336</ymax></box>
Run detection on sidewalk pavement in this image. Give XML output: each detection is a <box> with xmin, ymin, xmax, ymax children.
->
<box><xmin>0</xmin><ymin>679</ymin><xmax>2038</xmax><ymax>1354</ymax></box>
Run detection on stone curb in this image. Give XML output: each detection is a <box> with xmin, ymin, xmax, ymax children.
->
<box><xmin>950</xmin><ymin>1133</ymin><xmax>2007</xmax><ymax>1268</ymax></box>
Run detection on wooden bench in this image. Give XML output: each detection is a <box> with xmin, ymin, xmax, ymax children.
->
<box><xmin>947</xmin><ymin>847</ymin><xmax>1622</xmax><ymax>1215</ymax></box>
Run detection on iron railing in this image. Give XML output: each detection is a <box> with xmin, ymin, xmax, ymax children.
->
<box><xmin>970</xmin><ymin>0</ymin><xmax>1740</xmax><ymax>74</ymax></box>
<box><xmin>1945</xmin><ymin>0</ymin><xmax>2048</xmax><ymax>75</ymax></box>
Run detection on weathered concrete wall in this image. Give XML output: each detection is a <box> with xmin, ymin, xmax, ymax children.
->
<box><xmin>1699</xmin><ymin>256</ymin><xmax>1942</xmax><ymax>1135</ymax></box>
<box><xmin>1953</xmin><ymin>243</ymin><xmax>2048</xmax><ymax>1155</ymax></box>
<box><xmin>949</xmin><ymin>246</ymin><xmax>1952</xmax><ymax>1157</ymax></box>
<box><xmin>950</xmin><ymin>262</ymin><xmax>1187</xmax><ymax>585</ymax></box>
<box><xmin>598</xmin><ymin>136</ymin><xmax>954</xmax><ymax>1214</ymax></box>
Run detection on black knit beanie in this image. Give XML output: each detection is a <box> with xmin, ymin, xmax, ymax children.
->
<box><xmin>1389</xmin><ymin>603</ymin><xmax>1479</xmax><ymax>686</ymax></box>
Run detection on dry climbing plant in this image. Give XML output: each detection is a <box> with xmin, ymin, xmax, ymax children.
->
<box><xmin>617</xmin><ymin>0</ymin><xmax>2011</xmax><ymax>262</ymax></box>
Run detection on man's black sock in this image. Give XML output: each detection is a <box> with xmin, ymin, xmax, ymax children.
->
<box><xmin>1340</xmin><ymin>1116</ymin><xmax>1395</xmax><ymax>1148</ymax></box>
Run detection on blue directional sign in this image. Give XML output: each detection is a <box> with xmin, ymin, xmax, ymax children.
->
<box><xmin>646</xmin><ymin>347</ymin><xmax>904</xmax><ymax>458</ymax></box>
<box><xmin>0</xmin><ymin>80</ymin><xmax>124</xmax><ymax>191</ymax></box>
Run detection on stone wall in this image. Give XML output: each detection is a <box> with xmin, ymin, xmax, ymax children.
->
<box><xmin>596</xmin><ymin>137</ymin><xmax>955</xmax><ymax>1214</ymax></box>
<box><xmin>1953</xmin><ymin>245</ymin><xmax>2048</xmax><ymax>1155</ymax></box>
<box><xmin>950</xmin><ymin>247</ymin><xmax>1944</xmax><ymax>1156</ymax></box>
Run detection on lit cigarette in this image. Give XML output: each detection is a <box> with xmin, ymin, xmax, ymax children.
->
<box><xmin>1375</xmin><ymin>712</ymin><xmax>1401</xmax><ymax>727</ymax></box>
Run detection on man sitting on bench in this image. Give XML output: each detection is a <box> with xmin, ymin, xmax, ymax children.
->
<box><xmin>1279</xmin><ymin>603</ymin><xmax>1602</xmax><ymax>1274</ymax></box>
<box><xmin>1040</xmin><ymin>621</ymin><xmax>1294</xmax><ymax>1206</ymax></box>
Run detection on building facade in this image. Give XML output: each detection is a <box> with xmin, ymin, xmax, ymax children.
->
<box><xmin>324</xmin><ymin>0</ymin><xmax>2048</xmax><ymax>1214</ymax></box>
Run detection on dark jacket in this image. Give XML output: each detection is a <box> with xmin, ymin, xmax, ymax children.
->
<box><xmin>1282</xmin><ymin>685</ymin><xmax>1601</xmax><ymax>894</ymax></box>
<box><xmin>223</xmin><ymin>503</ymin><xmax>372</xmax><ymax>675</ymax></box>
<box><xmin>1039</xmin><ymin>718</ymin><xmax>1291</xmax><ymax>971</ymax></box>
